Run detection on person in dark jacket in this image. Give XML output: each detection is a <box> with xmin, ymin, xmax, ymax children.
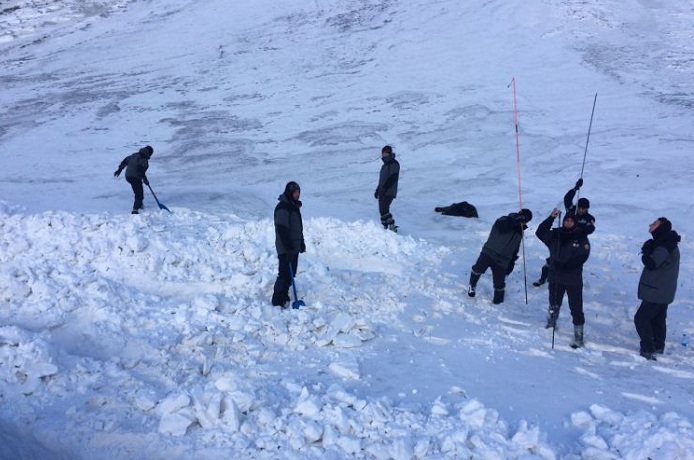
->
<box><xmin>467</xmin><ymin>208</ymin><xmax>532</xmax><ymax>304</ymax></box>
<box><xmin>434</xmin><ymin>201</ymin><xmax>479</xmax><ymax>218</ymax></box>
<box><xmin>271</xmin><ymin>181</ymin><xmax>306</xmax><ymax>308</ymax></box>
<box><xmin>536</xmin><ymin>208</ymin><xmax>591</xmax><ymax>348</ymax></box>
<box><xmin>634</xmin><ymin>217</ymin><xmax>680</xmax><ymax>361</ymax></box>
<box><xmin>533</xmin><ymin>178</ymin><xmax>595</xmax><ymax>286</ymax></box>
<box><xmin>114</xmin><ymin>145</ymin><xmax>154</xmax><ymax>214</ymax></box>
<box><xmin>374</xmin><ymin>145</ymin><xmax>400</xmax><ymax>232</ymax></box>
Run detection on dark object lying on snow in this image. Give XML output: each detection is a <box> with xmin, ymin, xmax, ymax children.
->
<box><xmin>435</xmin><ymin>202</ymin><xmax>479</xmax><ymax>218</ymax></box>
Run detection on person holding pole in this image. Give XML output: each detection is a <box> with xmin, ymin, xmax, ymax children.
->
<box><xmin>536</xmin><ymin>209</ymin><xmax>591</xmax><ymax>348</ymax></box>
<box><xmin>467</xmin><ymin>209</ymin><xmax>532</xmax><ymax>305</ymax></box>
<box><xmin>533</xmin><ymin>178</ymin><xmax>595</xmax><ymax>286</ymax></box>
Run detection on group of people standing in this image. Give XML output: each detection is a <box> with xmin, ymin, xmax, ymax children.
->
<box><xmin>465</xmin><ymin>177</ymin><xmax>681</xmax><ymax>358</ymax></box>
<box><xmin>115</xmin><ymin>144</ymin><xmax>681</xmax><ymax>360</ymax></box>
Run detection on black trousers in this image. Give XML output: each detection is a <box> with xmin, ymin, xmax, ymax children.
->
<box><xmin>272</xmin><ymin>253</ymin><xmax>299</xmax><ymax>306</ymax></box>
<box><xmin>548</xmin><ymin>282</ymin><xmax>584</xmax><ymax>325</ymax></box>
<box><xmin>126</xmin><ymin>176</ymin><xmax>144</xmax><ymax>210</ymax></box>
<box><xmin>470</xmin><ymin>252</ymin><xmax>506</xmax><ymax>290</ymax></box>
<box><xmin>378</xmin><ymin>196</ymin><xmax>395</xmax><ymax>228</ymax></box>
<box><xmin>634</xmin><ymin>301</ymin><xmax>668</xmax><ymax>354</ymax></box>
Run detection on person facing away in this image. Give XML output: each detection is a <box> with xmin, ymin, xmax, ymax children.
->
<box><xmin>271</xmin><ymin>181</ymin><xmax>306</xmax><ymax>308</ymax></box>
<box><xmin>634</xmin><ymin>217</ymin><xmax>680</xmax><ymax>361</ymax></box>
<box><xmin>114</xmin><ymin>145</ymin><xmax>154</xmax><ymax>214</ymax></box>
<box><xmin>374</xmin><ymin>145</ymin><xmax>400</xmax><ymax>232</ymax></box>
<box><xmin>535</xmin><ymin>209</ymin><xmax>591</xmax><ymax>348</ymax></box>
<box><xmin>467</xmin><ymin>208</ymin><xmax>533</xmax><ymax>305</ymax></box>
<box><xmin>533</xmin><ymin>178</ymin><xmax>595</xmax><ymax>286</ymax></box>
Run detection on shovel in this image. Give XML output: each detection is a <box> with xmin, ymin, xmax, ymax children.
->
<box><xmin>287</xmin><ymin>262</ymin><xmax>305</xmax><ymax>309</ymax></box>
<box><xmin>147</xmin><ymin>183</ymin><xmax>171</xmax><ymax>213</ymax></box>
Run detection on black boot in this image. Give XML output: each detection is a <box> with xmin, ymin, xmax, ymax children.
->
<box><xmin>468</xmin><ymin>272</ymin><xmax>481</xmax><ymax>298</ymax></box>
<box><xmin>545</xmin><ymin>306</ymin><xmax>559</xmax><ymax>329</ymax></box>
<box><xmin>533</xmin><ymin>265</ymin><xmax>549</xmax><ymax>287</ymax></box>
<box><xmin>492</xmin><ymin>288</ymin><xmax>505</xmax><ymax>305</ymax></box>
<box><xmin>570</xmin><ymin>325</ymin><xmax>584</xmax><ymax>348</ymax></box>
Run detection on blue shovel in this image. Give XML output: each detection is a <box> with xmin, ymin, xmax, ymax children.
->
<box><xmin>147</xmin><ymin>183</ymin><xmax>171</xmax><ymax>213</ymax></box>
<box><xmin>287</xmin><ymin>262</ymin><xmax>305</xmax><ymax>309</ymax></box>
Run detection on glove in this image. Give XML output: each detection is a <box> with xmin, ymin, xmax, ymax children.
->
<box><xmin>114</xmin><ymin>169</ymin><xmax>122</xmax><ymax>177</ymax></box>
<box><xmin>374</xmin><ymin>188</ymin><xmax>380</xmax><ymax>199</ymax></box>
<box><xmin>574</xmin><ymin>178</ymin><xmax>583</xmax><ymax>190</ymax></box>
<box><xmin>300</xmin><ymin>241</ymin><xmax>306</xmax><ymax>253</ymax></box>
<box><xmin>143</xmin><ymin>177</ymin><xmax>149</xmax><ymax>186</ymax></box>
<box><xmin>641</xmin><ymin>239</ymin><xmax>654</xmax><ymax>255</ymax></box>
<box><xmin>506</xmin><ymin>263</ymin><xmax>515</xmax><ymax>276</ymax></box>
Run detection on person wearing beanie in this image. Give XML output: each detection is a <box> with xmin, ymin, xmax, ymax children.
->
<box><xmin>634</xmin><ymin>217</ymin><xmax>681</xmax><ymax>361</ymax></box>
<box><xmin>374</xmin><ymin>145</ymin><xmax>400</xmax><ymax>232</ymax></box>
<box><xmin>563</xmin><ymin>179</ymin><xmax>595</xmax><ymax>235</ymax></box>
<box><xmin>467</xmin><ymin>208</ymin><xmax>532</xmax><ymax>305</ymax></box>
<box><xmin>114</xmin><ymin>145</ymin><xmax>154</xmax><ymax>214</ymax></box>
<box><xmin>271</xmin><ymin>181</ymin><xmax>306</xmax><ymax>308</ymax></box>
<box><xmin>533</xmin><ymin>178</ymin><xmax>596</xmax><ymax>286</ymax></box>
<box><xmin>535</xmin><ymin>207</ymin><xmax>591</xmax><ymax>348</ymax></box>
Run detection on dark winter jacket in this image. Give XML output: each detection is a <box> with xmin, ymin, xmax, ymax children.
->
<box><xmin>274</xmin><ymin>192</ymin><xmax>304</xmax><ymax>255</ymax></box>
<box><xmin>638</xmin><ymin>228</ymin><xmax>680</xmax><ymax>304</ymax></box>
<box><xmin>119</xmin><ymin>147</ymin><xmax>151</xmax><ymax>181</ymax></box>
<box><xmin>376</xmin><ymin>153</ymin><xmax>400</xmax><ymax>199</ymax></box>
<box><xmin>480</xmin><ymin>213</ymin><xmax>527</xmax><ymax>271</ymax></box>
<box><xmin>563</xmin><ymin>188</ymin><xmax>595</xmax><ymax>235</ymax></box>
<box><xmin>536</xmin><ymin>215</ymin><xmax>591</xmax><ymax>286</ymax></box>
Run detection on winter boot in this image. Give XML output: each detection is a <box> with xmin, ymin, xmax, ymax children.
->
<box><xmin>533</xmin><ymin>265</ymin><xmax>549</xmax><ymax>287</ymax></box>
<box><xmin>570</xmin><ymin>324</ymin><xmax>584</xmax><ymax>348</ymax></box>
<box><xmin>492</xmin><ymin>288</ymin><xmax>505</xmax><ymax>305</ymax></box>
<box><xmin>388</xmin><ymin>223</ymin><xmax>398</xmax><ymax>233</ymax></box>
<box><xmin>468</xmin><ymin>272</ymin><xmax>481</xmax><ymax>298</ymax></box>
<box><xmin>545</xmin><ymin>306</ymin><xmax>559</xmax><ymax>329</ymax></box>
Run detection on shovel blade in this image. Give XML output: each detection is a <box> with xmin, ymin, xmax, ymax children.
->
<box><xmin>292</xmin><ymin>300</ymin><xmax>305</xmax><ymax>309</ymax></box>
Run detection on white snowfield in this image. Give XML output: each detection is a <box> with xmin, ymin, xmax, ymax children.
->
<box><xmin>1</xmin><ymin>0</ymin><xmax>693</xmax><ymax>459</ymax></box>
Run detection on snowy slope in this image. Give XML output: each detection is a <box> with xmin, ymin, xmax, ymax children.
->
<box><xmin>1</xmin><ymin>0</ymin><xmax>693</xmax><ymax>459</ymax></box>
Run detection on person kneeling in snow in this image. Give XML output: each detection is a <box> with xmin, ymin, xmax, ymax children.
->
<box><xmin>271</xmin><ymin>181</ymin><xmax>306</xmax><ymax>308</ymax></box>
<box><xmin>114</xmin><ymin>145</ymin><xmax>154</xmax><ymax>214</ymax></box>
<box><xmin>467</xmin><ymin>208</ymin><xmax>532</xmax><ymax>305</ymax></box>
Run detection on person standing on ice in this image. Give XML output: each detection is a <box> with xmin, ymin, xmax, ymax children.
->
<box><xmin>533</xmin><ymin>178</ymin><xmax>595</xmax><ymax>286</ymax></box>
<box><xmin>374</xmin><ymin>145</ymin><xmax>400</xmax><ymax>232</ymax></box>
<box><xmin>536</xmin><ymin>209</ymin><xmax>591</xmax><ymax>348</ymax></box>
<box><xmin>467</xmin><ymin>208</ymin><xmax>532</xmax><ymax>305</ymax></box>
<box><xmin>114</xmin><ymin>145</ymin><xmax>154</xmax><ymax>214</ymax></box>
<box><xmin>634</xmin><ymin>217</ymin><xmax>680</xmax><ymax>361</ymax></box>
<box><xmin>271</xmin><ymin>181</ymin><xmax>306</xmax><ymax>308</ymax></box>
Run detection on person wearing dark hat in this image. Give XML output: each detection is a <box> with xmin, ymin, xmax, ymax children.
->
<box><xmin>271</xmin><ymin>181</ymin><xmax>306</xmax><ymax>308</ymax></box>
<box><xmin>114</xmin><ymin>145</ymin><xmax>154</xmax><ymax>214</ymax></box>
<box><xmin>467</xmin><ymin>208</ymin><xmax>533</xmax><ymax>305</ymax></box>
<box><xmin>374</xmin><ymin>145</ymin><xmax>400</xmax><ymax>232</ymax></box>
<box><xmin>564</xmin><ymin>179</ymin><xmax>595</xmax><ymax>235</ymax></box>
<box><xmin>634</xmin><ymin>217</ymin><xmax>680</xmax><ymax>361</ymax></box>
<box><xmin>533</xmin><ymin>179</ymin><xmax>595</xmax><ymax>286</ymax></box>
<box><xmin>536</xmin><ymin>208</ymin><xmax>591</xmax><ymax>348</ymax></box>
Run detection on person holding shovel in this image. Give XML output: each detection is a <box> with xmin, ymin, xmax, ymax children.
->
<box><xmin>114</xmin><ymin>145</ymin><xmax>154</xmax><ymax>214</ymax></box>
<box><xmin>271</xmin><ymin>181</ymin><xmax>306</xmax><ymax>308</ymax></box>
